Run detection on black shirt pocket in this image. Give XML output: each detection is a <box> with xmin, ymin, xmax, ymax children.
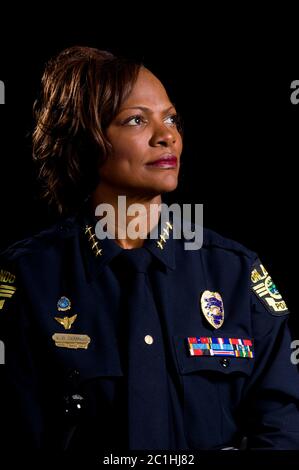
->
<box><xmin>173</xmin><ymin>335</ymin><xmax>254</xmax><ymax>449</ymax></box>
<box><xmin>44</xmin><ymin>342</ymin><xmax>125</xmax><ymax>452</ymax></box>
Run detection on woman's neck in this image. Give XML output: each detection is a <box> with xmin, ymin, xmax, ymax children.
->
<box><xmin>91</xmin><ymin>184</ymin><xmax>162</xmax><ymax>249</ymax></box>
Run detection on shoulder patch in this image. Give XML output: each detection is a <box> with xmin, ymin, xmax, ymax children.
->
<box><xmin>251</xmin><ymin>260</ymin><xmax>289</xmax><ymax>316</ymax></box>
<box><xmin>0</xmin><ymin>268</ymin><xmax>17</xmax><ymax>310</ymax></box>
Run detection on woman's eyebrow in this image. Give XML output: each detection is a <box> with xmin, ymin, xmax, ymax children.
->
<box><xmin>119</xmin><ymin>105</ymin><xmax>175</xmax><ymax>114</ymax></box>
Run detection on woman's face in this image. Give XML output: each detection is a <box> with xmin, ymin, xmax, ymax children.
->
<box><xmin>99</xmin><ymin>67</ymin><xmax>183</xmax><ymax>197</ymax></box>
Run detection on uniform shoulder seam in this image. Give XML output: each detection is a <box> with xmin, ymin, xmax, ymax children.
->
<box><xmin>0</xmin><ymin>217</ymin><xmax>78</xmax><ymax>263</ymax></box>
<box><xmin>202</xmin><ymin>227</ymin><xmax>257</xmax><ymax>260</ymax></box>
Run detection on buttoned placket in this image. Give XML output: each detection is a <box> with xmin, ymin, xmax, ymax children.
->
<box><xmin>117</xmin><ymin>248</ymin><xmax>170</xmax><ymax>450</ymax></box>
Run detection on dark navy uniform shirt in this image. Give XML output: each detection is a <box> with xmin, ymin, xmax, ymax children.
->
<box><xmin>1</xmin><ymin>207</ymin><xmax>299</xmax><ymax>452</ymax></box>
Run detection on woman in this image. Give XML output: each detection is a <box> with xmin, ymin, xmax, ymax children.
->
<box><xmin>0</xmin><ymin>46</ymin><xmax>299</xmax><ymax>453</ymax></box>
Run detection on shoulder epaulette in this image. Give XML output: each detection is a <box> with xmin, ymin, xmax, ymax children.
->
<box><xmin>202</xmin><ymin>227</ymin><xmax>256</xmax><ymax>260</ymax></box>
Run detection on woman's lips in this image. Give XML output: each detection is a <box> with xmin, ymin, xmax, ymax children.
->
<box><xmin>146</xmin><ymin>156</ymin><xmax>178</xmax><ymax>169</ymax></box>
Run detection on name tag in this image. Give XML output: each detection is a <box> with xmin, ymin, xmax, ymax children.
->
<box><xmin>52</xmin><ymin>333</ymin><xmax>91</xmax><ymax>349</ymax></box>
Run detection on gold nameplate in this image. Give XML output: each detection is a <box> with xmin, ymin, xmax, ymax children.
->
<box><xmin>52</xmin><ymin>333</ymin><xmax>91</xmax><ymax>349</ymax></box>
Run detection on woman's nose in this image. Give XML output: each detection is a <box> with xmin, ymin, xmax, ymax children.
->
<box><xmin>149</xmin><ymin>123</ymin><xmax>177</xmax><ymax>147</ymax></box>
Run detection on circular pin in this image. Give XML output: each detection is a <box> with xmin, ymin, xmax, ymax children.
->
<box><xmin>57</xmin><ymin>296</ymin><xmax>71</xmax><ymax>311</ymax></box>
<box><xmin>144</xmin><ymin>335</ymin><xmax>154</xmax><ymax>345</ymax></box>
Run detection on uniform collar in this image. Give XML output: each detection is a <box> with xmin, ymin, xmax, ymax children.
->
<box><xmin>79</xmin><ymin>204</ymin><xmax>176</xmax><ymax>280</ymax></box>
<box><xmin>143</xmin><ymin>216</ymin><xmax>176</xmax><ymax>270</ymax></box>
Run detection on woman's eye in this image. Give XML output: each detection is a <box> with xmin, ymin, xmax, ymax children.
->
<box><xmin>124</xmin><ymin>115</ymin><xmax>145</xmax><ymax>126</ymax></box>
<box><xmin>122</xmin><ymin>113</ymin><xmax>180</xmax><ymax>128</ymax></box>
<box><xmin>164</xmin><ymin>114</ymin><xmax>179</xmax><ymax>126</ymax></box>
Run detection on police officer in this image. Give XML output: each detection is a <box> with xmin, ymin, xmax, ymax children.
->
<box><xmin>1</xmin><ymin>45</ymin><xmax>299</xmax><ymax>453</ymax></box>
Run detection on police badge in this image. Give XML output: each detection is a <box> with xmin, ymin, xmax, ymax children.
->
<box><xmin>200</xmin><ymin>290</ymin><xmax>225</xmax><ymax>329</ymax></box>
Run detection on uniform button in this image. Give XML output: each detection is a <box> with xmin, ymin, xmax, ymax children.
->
<box><xmin>144</xmin><ymin>335</ymin><xmax>154</xmax><ymax>345</ymax></box>
<box><xmin>68</xmin><ymin>369</ymin><xmax>80</xmax><ymax>385</ymax></box>
<box><xmin>68</xmin><ymin>369</ymin><xmax>80</xmax><ymax>379</ymax></box>
<box><xmin>220</xmin><ymin>358</ymin><xmax>230</xmax><ymax>368</ymax></box>
<box><xmin>64</xmin><ymin>393</ymin><xmax>85</xmax><ymax>418</ymax></box>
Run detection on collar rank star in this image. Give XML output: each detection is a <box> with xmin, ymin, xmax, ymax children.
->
<box><xmin>85</xmin><ymin>225</ymin><xmax>103</xmax><ymax>256</ymax></box>
<box><xmin>201</xmin><ymin>291</ymin><xmax>224</xmax><ymax>329</ymax></box>
<box><xmin>156</xmin><ymin>221</ymin><xmax>173</xmax><ymax>250</ymax></box>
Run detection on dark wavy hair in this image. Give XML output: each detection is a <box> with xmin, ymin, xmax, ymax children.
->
<box><xmin>32</xmin><ymin>46</ymin><xmax>142</xmax><ymax>215</ymax></box>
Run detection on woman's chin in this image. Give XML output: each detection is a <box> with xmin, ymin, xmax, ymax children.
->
<box><xmin>159</xmin><ymin>175</ymin><xmax>179</xmax><ymax>193</ymax></box>
<box><xmin>114</xmin><ymin>175</ymin><xmax>179</xmax><ymax>198</ymax></box>
<box><xmin>143</xmin><ymin>182</ymin><xmax>178</xmax><ymax>197</ymax></box>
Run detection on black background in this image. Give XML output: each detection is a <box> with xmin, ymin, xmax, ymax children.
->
<box><xmin>0</xmin><ymin>11</ymin><xmax>298</xmax><ymax>319</ymax></box>
<box><xmin>1</xmin><ymin>8</ymin><xmax>299</xmax><ymax>467</ymax></box>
